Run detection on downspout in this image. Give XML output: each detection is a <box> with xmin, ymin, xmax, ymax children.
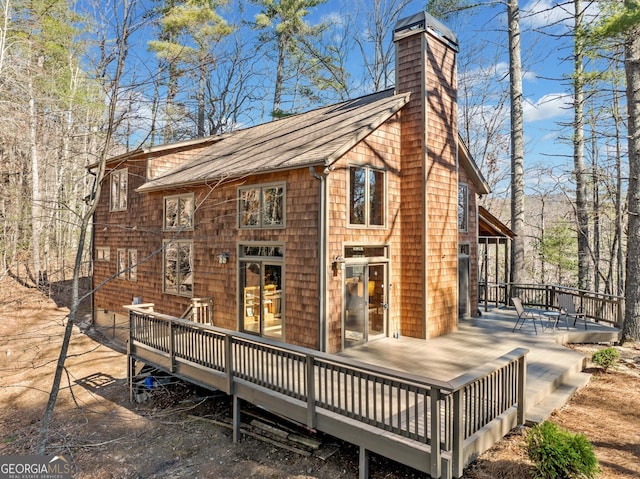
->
<box><xmin>310</xmin><ymin>166</ymin><xmax>329</xmax><ymax>352</ymax></box>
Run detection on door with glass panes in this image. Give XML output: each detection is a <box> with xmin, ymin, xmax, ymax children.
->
<box><xmin>239</xmin><ymin>245</ymin><xmax>283</xmax><ymax>340</ymax></box>
<box><xmin>344</xmin><ymin>263</ymin><xmax>387</xmax><ymax>347</ymax></box>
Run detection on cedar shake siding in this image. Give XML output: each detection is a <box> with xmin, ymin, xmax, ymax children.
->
<box><xmin>394</xmin><ymin>13</ymin><xmax>459</xmax><ymax>338</ymax></box>
<box><xmin>94</xmin><ymin>165</ymin><xmax>321</xmax><ymax>349</ymax></box>
<box><xmin>326</xmin><ymin>116</ymin><xmax>403</xmax><ymax>353</ymax></box>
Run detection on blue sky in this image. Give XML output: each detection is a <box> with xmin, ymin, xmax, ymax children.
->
<box><xmin>297</xmin><ymin>0</ymin><xmax>604</xmax><ymax>190</ymax></box>
<box><xmin>99</xmin><ymin>0</ymin><xmax>616</xmax><ymax>195</ymax></box>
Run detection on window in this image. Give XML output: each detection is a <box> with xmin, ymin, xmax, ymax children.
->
<box><xmin>163</xmin><ymin>240</ymin><xmax>193</xmax><ymax>296</ymax></box>
<box><xmin>349</xmin><ymin>166</ymin><xmax>385</xmax><ymax>226</ymax></box>
<box><xmin>239</xmin><ymin>244</ymin><xmax>284</xmax><ymax>339</ymax></box>
<box><xmin>117</xmin><ymin>248</ymin><xmax>137</xmax><ymax>281</ymax></box>
<box><xmin>238</xmin><ymin>184</ymin><xmax>285</xmax><ymax>228</ymax></box>
<box><xmin>96</xmin><ymin>247</ymin><xmax>110</xmax><ymax>261</ymax></box>
<box><xmin>128</xmin><ymin>250</ymin><xmax>138</xmax><ymax>281</ymax></box>
<box><xmin>117</xmin><ymin>249</ymin><xmax>126</xmax><ymax>279</ymax></box>
<box><xmin>458</xmin><ymin>183</ymin><xmax>469</xmax><ymax>232</ymax></box>
<box><xmin>164</xmin><ymin>194</ymin><xmax>194</xmax><ymax>230</ymax></box>
<box><xmin>110</xmin><ymin>168</ymin><xmax>128</xmax><ymax>211</ymax></box>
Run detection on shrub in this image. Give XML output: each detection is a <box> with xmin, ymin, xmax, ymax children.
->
<box><xmin>526</xmin><ymin>421</ymin><xmax>599</xmax><ymax>479</ymax></box>
<box><xmin>591</xmin><ymin>347</ymin><xmax>620</xmax><ymax>372</ymax></box>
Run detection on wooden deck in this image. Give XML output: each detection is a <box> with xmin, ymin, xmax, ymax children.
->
<box><xmin>126</xmin><ymin>306</ymin><xmax>619</xmax><ymax>479</ymax></box>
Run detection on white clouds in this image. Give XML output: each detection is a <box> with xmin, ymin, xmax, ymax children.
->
<box><xmin>522</xmin><ymin>0</ymin><xmax>602</xmax><ymax>31</ymax></box>
<box><xmin>523</xmin><ymin>93</ymin><xmax>572</xmax><ymax>122</ymax></box>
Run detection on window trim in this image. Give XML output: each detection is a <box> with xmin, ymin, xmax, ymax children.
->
<box><xmin>110</xmin><ymin>168</ymin><xmax>128</xmax><ymax>212</ymax></box>
<box><xmin>162</xmin><ymin>239</ymin><xmax>194</xmax><ymax>297</ymax></box>
<box><xmin>163</xmin><ymin>193</ymin><xmax>195</xmax><ymax>231</ymax></box>
<box><xmin>238</xmin><ymin>182</ymin><xmax>286</xmax><ymax>229</ymax></box>
<box><xmin>458</xmin><ymin>183</ymin><xmax>469</xmax><ymax>233</ymax></box>
<box><xmin>347</xmin><ymin>165</ymin><xmax>387</xmax><ymax>228</ymax></box>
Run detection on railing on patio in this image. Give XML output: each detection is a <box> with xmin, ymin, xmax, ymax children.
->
<box><xmin>479</xmin><ymin>282</ymin><xmax>623</xmax><ymax>329</ymax></box>
<box><xmin>128</xmin><ymin>308</ymin><xmax>528</xmax><ymax>479</ymax></box>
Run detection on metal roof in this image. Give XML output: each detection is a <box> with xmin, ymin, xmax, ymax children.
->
<box><xmin>138</xmin><ymin>89</ymin><xmax>410</xmax><ymax>192</ymax></box>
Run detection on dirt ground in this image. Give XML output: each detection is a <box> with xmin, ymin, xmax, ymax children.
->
<box><xmin>1</xmin><ymin>276</ymin><xmax>639</xmax><ymax>479</ymax></box>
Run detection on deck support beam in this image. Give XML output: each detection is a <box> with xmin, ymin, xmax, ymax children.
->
<box><xmin>359</xmin><ymin>446</ymin><xmax>369</xmax><ymax>479</ymax></box>
<box><xmin>232</xmin><ymin>394</ymin><xmax>241</xmax><ymax>443</ymax></box>
<box><xmin>127</xmin><ymin>355</ymin><xmax>136</xmax><ymax>403</ymax></box>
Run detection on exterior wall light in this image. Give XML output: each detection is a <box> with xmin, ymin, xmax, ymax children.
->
<box><xmin>217</xmin><ymin>252</ymin><xmax>230</xmax><ymax>264</ymax></box>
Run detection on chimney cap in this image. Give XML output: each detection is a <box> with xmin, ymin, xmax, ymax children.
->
<box><xmin>393</xmin><ymin>11</ymin><xmax>458</xmax><ymax>50</ymax></box>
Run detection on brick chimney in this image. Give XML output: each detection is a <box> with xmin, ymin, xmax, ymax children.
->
<box><xmin>394</xmin><ymin>13</ymin><xmax>459</xmax><ymax>339</ymax></box>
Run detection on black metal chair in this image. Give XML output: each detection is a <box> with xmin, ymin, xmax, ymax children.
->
<box><xmin>511</xmin><ymin>297</ymin><xmax>540</xmax><ymax>334</ymax></box>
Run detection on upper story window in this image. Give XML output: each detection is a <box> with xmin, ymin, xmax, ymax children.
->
<box><xmin>164</xmin><ymin>194</ymin><xmax>194</xmax><ymax>230</ymax></box>
<box><xmin>238</xmin><ymin>183</ymin><xmax>285</xmax><ymax>228</ymax></box>
<box><xmin>349</xmin><ymin>166</ymin><xmax>385</xmax><ymax>227</ymax></box>
<box><xmin>110</xmin><ymin>168</ymin><xmax>128</xmax><ymax>212</ymax></box>
<box><xmin>458</xmin><ymin>183</ymin><xmax>469</xmax><ymax>232</ymax></box>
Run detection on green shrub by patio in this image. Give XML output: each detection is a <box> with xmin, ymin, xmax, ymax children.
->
<box><xmin>526</xmin><ymin>421</ymin><xmax>599</xmax><ymax>479</ymax></box>
<box><xmin>591</xmin><ymin>347</ymin><xmax>619</xmax><ymax>372</ymax></box>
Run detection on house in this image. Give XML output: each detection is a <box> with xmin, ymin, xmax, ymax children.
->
<box><xmin>92</xmin><ymin>11</ymin><xmax>490</xmax><ymax>354</ymax></box>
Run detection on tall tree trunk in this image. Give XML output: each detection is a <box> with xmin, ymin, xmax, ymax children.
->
<box><xmin>613</xmin><ymin>86</ymin><xmax>624</xmax><ymax>296</ymax></box>
<box><xmin>624</xmin><ymin>19</ymin><xmax>640</xmax><ymax>342</ymax></box>
<box><xmin>508</xmin><ymin>0</ymin><xmax>525</xmax><ymax>284</ymax></box>
<box><xmin>273</xmin><ymin>33</ymin><xmax>286</xmax><ymax>116</ymax></box>
<box><xmin>574</xmin><ymin>0</ymin><xmax>590</xmax><ymax>290</ymax></box>
<box><xmin>28</xmin><ymin>64</ymin><xmax>42</xmax><ymax>286</ymax></box>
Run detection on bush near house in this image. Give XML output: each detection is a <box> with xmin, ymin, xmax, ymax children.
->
<box><xmin>526</xmin><ymin>420</ymin><xmax>599</xmax><ymax>479</ymax></box>
<box><xmin>591</xmin><ymin>347</ymin><xmax>620</xmax><ymax>372</ymax></box>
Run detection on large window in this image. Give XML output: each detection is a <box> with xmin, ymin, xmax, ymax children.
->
<box><xmin>458</xmin><ymin>183</ymin><xmax>468</xmax><ymax>232</ymax></box>
<box><xmin>239</xmin><ymin>244</ymin><xmax>284</xmax><ymax>339</ymax></box>
<box><xmin>238</xmin><ymin>184</ymin><xmax>285</xmax><ymax>228</ymax></box>
<box><xmin>110</xmin><ymin>168</ymin><xmax>128</xmax><ymax>212</ymax></box>
<box><xmin>163</xmin><ymin>240</ymin><xmax>193</xmax><ymax>296</ymax></box>
<box><xmin>164</xmin><ymin>194</ymin><xmax>194</xmax><ymax>230</ymax></box>
<box><xmin>349</xmin><ymin>166</ymin><xmax>385</xmax><ymax>226</ymax></box>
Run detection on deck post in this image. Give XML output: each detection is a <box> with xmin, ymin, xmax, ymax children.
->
<box><xmin>430</xmin><ymin>388</ymin><xmax>442</xmax><ymax>479</ymax></box>
<box><xmin>358</xmin><ymin>446</ymin><xmax>369</xmax><ymax>479</ymax></box>
<box><xmin>232</xmin><ymin>394</ymin><xmax>241</xmax><ymax>443</ymax></box>
<box><xmin>517</xmin><ymin>354</ymin><xmax>527</xmax><ymax>425</ymax></box>
<box><xmin>168</xmin><ymin>320</ymin><xmax>175</xmax><ymax>373</ymax></box>
<box><xmin>127</xmin><ymin>311</ymin><xmax>134</xmax><ymax>403</ymax></box>
<box><xmin>306</xmin><ymin>354</ymin><xmax>316</xmax><ymax>429</ymax></box>
<box><xmin>127</xmin><ymin>355</ymin><xmax>135</xmax><ymax>403</ymax></box>
<box><xmin>451</xmin><ymin>389</ymin><xmax>464</xmax><ymax>478</ymax></box>
<box><xmin>225</xmin><ymin>335</ymin><xmax>234</xmax><ymax>394</ymax></box>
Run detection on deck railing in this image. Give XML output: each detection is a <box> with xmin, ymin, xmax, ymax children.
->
<box><xmin>128</xmin><ymin>308</ymin><xmax>527</xmax><ymax>479</ymax></box>
<box><xmin>479</xmin><ymin>282</ymin><xmax>623</xmax><ymax>328</ymax></box>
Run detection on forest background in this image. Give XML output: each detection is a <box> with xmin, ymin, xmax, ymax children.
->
<box><xmin>0</xmin><ymin>0</ymin><xmax>637</xmax><ymax>328</ymax></box>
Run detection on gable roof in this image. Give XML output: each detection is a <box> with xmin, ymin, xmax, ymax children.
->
<box><xmin>138</xmin><ymin>89</ymin><xmax>411</xmax><ymax>193</ymax></box>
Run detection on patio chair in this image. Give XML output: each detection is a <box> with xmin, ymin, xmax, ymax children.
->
<box><xmin>557</xmin><ymin>293</ymin><xmax>587</xmax><ymax>330</ymax></box>
<box><xmin>511</xmin><ymin>297</ymin><xmax>540</xmax><ymax>334</ymax></box>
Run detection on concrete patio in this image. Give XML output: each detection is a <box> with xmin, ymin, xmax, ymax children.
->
<box><xmin>340</xmin><ymin>307</ymin><xmax>621</xmax><ymax>424</ymax></box>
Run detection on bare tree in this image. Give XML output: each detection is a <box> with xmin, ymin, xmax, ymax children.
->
<box><xmin>37</xmin><ymin>0</ymin><xmax>148</xmax><ymax>453</ymax></box>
